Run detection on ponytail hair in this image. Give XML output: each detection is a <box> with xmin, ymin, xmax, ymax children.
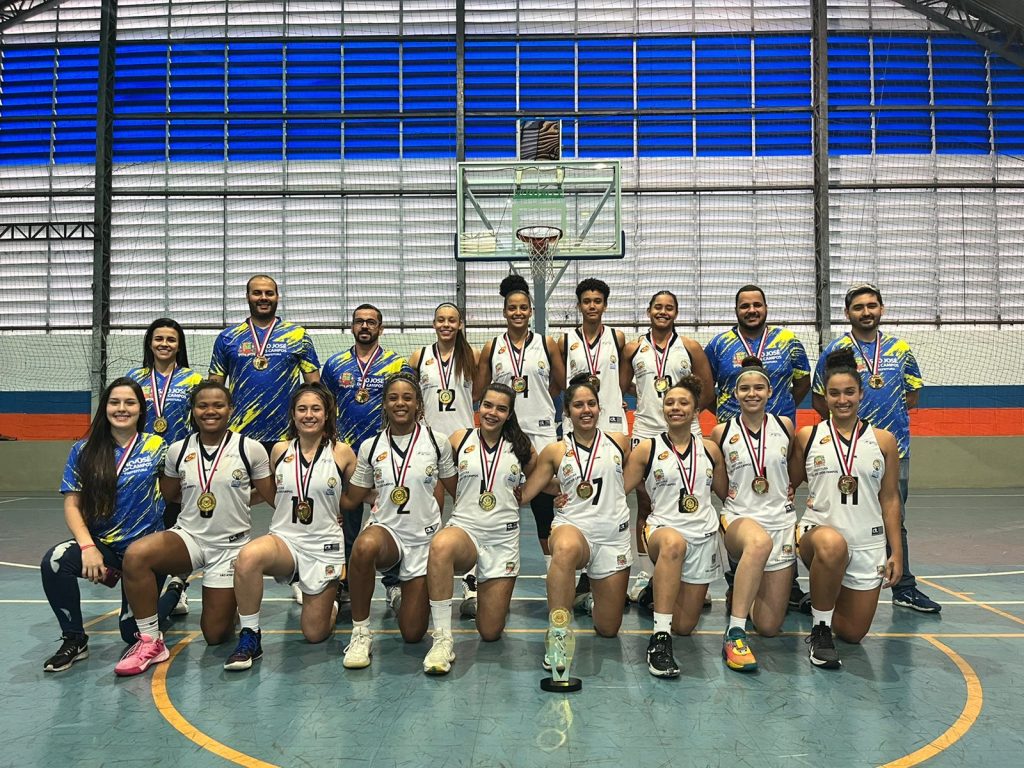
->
<box><xmin>565</xmin><ymin>371</ymin><xmax>601</xmax><ymax>409</ymax></box>
<box><xmin>500</xmin><ymin>274</ymin><xmax>531</xmax><ymax>307</ymax></box>
<box><xmin>665</xmin><ymin>373</ymin><xmax>702</xmax><ymax>404</ymax></box>
<box><xmin>483</xmin><ymin>382</ymin><xmax>533</xmax><ymax>468</ymax></box>
<box><xmin>823</xmin><ymin>348</ymin><xmax>861</xmax><ymax>390</ymax></box>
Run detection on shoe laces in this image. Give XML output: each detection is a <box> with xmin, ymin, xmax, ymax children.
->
<box><xmin>236</xmin><ymin>629</ymin><xmax>260</xmax><ymax>654</ymax></box>
<box><xmin>807</xmin><ymin>623</ymin><xmax>835</xmax><ymax>649</ymax></box>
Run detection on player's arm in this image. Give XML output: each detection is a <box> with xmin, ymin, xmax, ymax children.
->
<box><xmin>159</xmin><ymin>476</ymin><xmax>182</xmax><ymax>505</ymax></box>
<box><xmin>622</xmin><ymin>438</ymin><xmax>651</xmax><ymax>495</ymax></box>
<box><xmin>905</xmin><ymin>390</ymin><xmax>920</xmax><ymax>410</ymax></box>
<box><xmin>791</xmin><ymin>374</ymin><xmax>811</xmax><ymax>410</ymax></box>
<box><xmin>474</xmin><ymin>338</ymin><xmax>495</xmax><ymax>402</ymax></box>
<box><xmin>302</xmin><ymin>370</ymin><xmax>320</xmax><ymax>384</ymax></box>
<box><xmin>63</xmin><ymin>493</ymin><xmax>105</xmax><ymax>583</ymax></box>
<box><xmin>788</xmin><ymin>427</ymin><xmax>811</xmax><ymax>488</ymax></box>
<box><xmin>520</xmin><ymin>443</ymin><xmax>561</xmax><ymax>505</ymax></box>
<box><xmin>409</xmin><ymin>348</ymin><xmax>422</xmax><ymax>372</ymax></box>
<box><xmin>875</xmin><ymin>428</ymin><xmax>903</xmax><ymax>589</ymax></box>
<box><xmin>620</xmin><ymin>339</ymin><xmax>638</xmax><ymax>397</ymax></box>
<box><xmin>435</xmin><ymin>433</ymin><xmax>459</xmax><ymax>498</ymax></box>
<box><xmin>546</xmin><ymin>335</ymin><xmax>565</xmax><ymax>398</ymax></box>
<box><xmin>705</xmin><ymin>440</ymin><xmax>728</xmax><ymax>501</ymax></box>
<box><xmin>810</xmin><ymin>355</ymin><xmax>829</xmax><ymax>419</ymax></box>
<box><xmin>684</xmin><ymin>337</ymin><xmax>716</xmax><ymax>414</ymax></box>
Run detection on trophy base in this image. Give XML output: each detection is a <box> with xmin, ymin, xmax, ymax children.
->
<box><xmin>541</xmin><ymin>677</ymin><xmax>582</xmax><ymax>693</ymax></box>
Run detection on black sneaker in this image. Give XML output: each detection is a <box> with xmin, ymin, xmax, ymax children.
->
<box><xmin>44</xmin><ymin>633</ymin><xmax>89</xmax><ymax>673</ymax></box>
<box><xmin>646</xmin><ymin>631</ymin><xmax>680</xmax><ymax>678</ymax></box>
<box><xmin>635</xmin><ymin>577</ymin><xmax>655</xmax><ymax>612</ymax></box>
<box><xmin>573</xmin><ymin>572</ymin><xmax>592</xmax><ymax>610</ymax></box>
<box><xmin>224</xmin><ymin>628</ymin><xmax>262</xmax><ymax>671</ymax></box>
<box><xmin>789</xmin><ymin>581</ymin><xmax>812</xmax><ymax>614</ymax></box>
<box><xmin>805</xmin><ymin>622</ymin><xmax>841</xmax><ymax>669</ymax></box>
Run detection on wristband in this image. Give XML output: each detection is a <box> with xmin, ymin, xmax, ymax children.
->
<box><xmin>80</xmin><ymin>543</ymin><xmax>97</xmax><ymax>552</ymax></box>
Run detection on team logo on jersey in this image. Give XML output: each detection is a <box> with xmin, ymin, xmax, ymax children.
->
<box><xmin>373</xmin><ymin>468</ymin><xmax>383</xmax><ymax>482</ymax></box>
<box><xmin>276</xmin><ymin>473</ymin><xmax>283</xmax><ymax>484</ymax></box>
<box><xmin>727</xmin><ymin>485</ymin><xmax>737</xmax><ymax>499</ymax></box>
<box><xmin>782</xmin><ymin>545</ymin><xmax>794</xmax><ymax>556</ymax></box>
<box><xmin>325</xmin><ymin>565</ymin><xmax>336</xmax><ymax>577</ymax></box>
<box><xmin>464</xmin><ymin>445</ymin><xmax>476</xmax><ymax>454</ymax></box>
<box><xmin>635</xmin><ymin>361</ymin><xmax>646</xmax><ymax>372</ymax></box>
<box><xmin>873</xmin><ymin>459</ymin><xmax>882</xmax><ymax>470</ymax></box>
<box><xmin>420</xmin><ymin>374</ymin><xmax>429</xmax><ymax>385</ymax></box>
<box><xmin>498</xmin><ymin>346</ymin><xmax>507</xmax><ymax>355</ymax></box>
<box><xmin>184</xmin><ymin>452</ymin><xmax>196</xmax><ymax>462</ymax></box>
<box><xmin>376</xmin><ymin>451</ymin><xmax>388</xmax><ymax>462</ymax></box>
<box><xmin>327</xmin><ymin>477</ymin><xmax>337</xmax><ymax>488</ymax></box>
<box><xmin>561</xmin><ymin>464</ymin><xmax>574</xmax><ymax>477</ymax></box>
<box><xmin>819</xmin><ymin>435</ymin><xmax>832</xmax><ymax>445</ymax></box>
<box><xmin>570</xmin><ymin>342</ymin><xmax>581</xmax><ymax>351</ymax></box>
<box><xmin>616</xmin><ymin>554</ymin><xmax>627</xmax><ymax>567</ymax></box>
<box><xmin>495</xmin><ymin>362</ymin><xmax>504</xmax><ymax>373</ymax></box>
<box><xmin>459</xmin><ymin>459</ymin><xmax>469</xmax><ymax>471</ymax></box>
<box><xmin>875</xmin><ymin>565</ymin><xmax>885</xmax><ymax>576</ymax></box>
<box><xmin>613</xmin><ymin>454</ymin><xmax>621</xmax><ymax>465</ymax></box>
<box><xmin>653</xmin><ymin>468</ymin><xmax>664</xmax><ymax>481</ymax></box>
<box><xmin>728</xmin><ymin>451</ymin><xmax>739</xmax><ymax>463</ymax></box>
<box><xmin>780</xmin><ymin>446</ymin><xmax>787</xmax><ymax>456</ymax></box>
<box><xmin>657</xmin><ymin>451</ymin><xmax>669</xmax><ymax>460</ymax></box>
<box><xmin>538</xmin><ymin>361</ymin><xmax>546</xmax><ymax>370</ymax></box>
<box><xmin>569</xmin><ymin>360</ymin><xmax>577</xmax><ymax>371</ymax></box>
<box><xmin>706</xmin><ymin>468</ymin><xmax>713</xmax><ymax>478</ymax></box>
<box><xmin>640</xmin><ymin>345</ymin><xmax>650</xmax><ymax>354</ymax></box>
<box><xmin>232</xmin><ymin>469</ymin><xmax>244</xmax><ymax>480</ymax></box>
<box><xmin>239</xmin><ymin>341</ymin><xmax>256</xmax><ymax>356</ymax></box>
<box><xmin>425</xmin><ymin>358</ymin><xmax>436</xmax><ymax>366</ymax></box>
<box><xmin>729</xmin><ymin>434</ymin><xmax>741</xmax><ymax>445</ymax></box>
<box><xmin>340</xmin><ymin>371</ymin><xmax>355</xmax><ymax>387</ymax></box>
<box><xmin>813</xmin><ymin>455</ymin><xmax>826</xmax><ymax>468</ymax></box>
<box><xmin>425</xmin><ymin>463</ymin><xmax>437</xmax><ymax>477</ymax></box>
<box><xmin>505</xmin><ymin>561</ymin><xmax>517</xmax><ymax>574</ymax></box>
<box><xmin>564</xmin><ymin>448</ymin><xmax>575</xmax><ymax>459</ymax></box>
<box><xmin>733</xmin><ymin>351</ymin><xmax>746</xmax><ymax>366</ymax></box>
<box><xmin>284</xmin><ymin>455</ymin><xmax>294</xmax><ymax>463</ymax></box>
<box><xmin>610</xmin><ymin>355</ymin><xmax>617</xmax><ymax>365</ymax></box>
<box><xmin>510</xmin><ymin>464</ymin><xmax>519</xmax><ymax>475</ymax></box>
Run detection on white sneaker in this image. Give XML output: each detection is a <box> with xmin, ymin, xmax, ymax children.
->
<box><xmin>422</xmin><ymin>630</ymin><xmax>456</xmax><ymax>675</ymax></box>
<box><xmin>628</xmin><ymin>570</ymin><xmax>652</xmax><ymax>603</ymax></box>
<box><xmin>386</xmin><ymin>584</ymin><xmax>402</xmax><ymax>614</ymax></box>
<box><xmin>343</xmin><ymin>626</ymin><xmax>373</xmax><ymax>669</ymax></box>
<box><xmin>171</xmin><ymin>588</ymin><xmax>189</xmax><ymax>616</ymax></box>
<box><xmin>459</xmin><ymin>573</ymin><xmax>478</xmax><ymax>619</ymax></box>
<box><xmin>291</xmin><ymin>583</ymin><xmax>304</xmax><ymax>605</ymax></box>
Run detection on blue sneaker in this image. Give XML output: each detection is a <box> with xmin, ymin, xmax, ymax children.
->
<box><xmin>224</xmin><ymin>628</ymin><xmax>262</xmax><ymax>671</ymax></box>
<box><xmin>892</xmin><ymin>586</ymin><xmax>941</xmax><ymax>613</ymax></box>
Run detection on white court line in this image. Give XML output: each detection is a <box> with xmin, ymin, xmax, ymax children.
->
<box><xmin>913</xmin><ymin>492</ymin><xmax>1024</xmax><ymax>498</ymax></box>
<box><xmin>0</xmin><ymin>497</ymin><xmax>29</xmax><ymax>505</ymax></box>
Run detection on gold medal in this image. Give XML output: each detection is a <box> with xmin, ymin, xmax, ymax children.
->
<box><xmin>838</xmin><ymin>474</ymin><xmax>858</xmax><ymax>495</ymax></box>
<box><xmin>355</xmin><ymin>388</ymin><xmax>370</xmax><ymax>404</ymax></box>
<box><xmin>479</xmin><ymin>491</ymin><xmax>497</xmax><ymax>511</ymax></box>
<box><xmin>197</xmin><ymin>491</ymin><xmax>217</xmax><ymax>515</ymax></box>
<box><xmin>153</xmin><ymin>417</ymin><xmax>168</xmax><ymax>434</ymax></box>
<box><xmin>679</xmin><ymin>493</ymin><xmax>699</xmax><ymax>514</ymax></box>
<box><xmin>654</xmin><ymin>376</ymin><xmax>670</xmax><ymax>393</ymax></box>
<box><xmin>869</xmin><ymin>374</ymin><xmax>884</xmax><ymax>389</ymax></box>
<box><xmin>390</xmin><ymin>486</ymin><xmax>410</xmax><ymax>506</ymax></box>
<box><xmin>438</xmin><ymin>389</ymin><xmax>455</xmax><ymax>406</ymax></box>
<box><xmin>751</xmin><ymin>476</ymin><xmax>770</xmax><ymax>495</ymax></box>
<box><xmin>576</xmin><ymin>481</ymin><xmax>593</xmax><ymax>500</ymax></box>
<box><xmin>296</xmin><ymin>500</ymin><xmax>313</xmax><ymax>524</ymax></box>
<box><xmin>512</xmin><ymin>376</ymin><xmax>527</xmax><ymax>393</ymax></box>
<box><xmin>253</xmin><ymin>355</ymin><xmax>269</xmax><ymax>371</ymax></box>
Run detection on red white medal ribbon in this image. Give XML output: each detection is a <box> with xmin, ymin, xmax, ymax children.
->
<box><xmin>827</xmin><ymin>418</ymin><xmax>861</xmax><ymax>479</ymax></box>
<box><xmin>433</xmin><ymin>343</ymin><xmax>453</xmax><ymax>392</ymax></box>
<box><xmin>478</xmin><ymin>431</ymin><xmax>504</xmax><ymax>494</ymax></box>
<box><xmin>115</xmin><ymin>434</ymin><xmax>140</xmax><ymax>478</ymax></box>
<box><xmin>847</xmin><ymin>332</ymin><xmax>881</xmax><ymax>380</ymax></box>
<box><xmin>148</xmin><ymin>365</ymin><xmax>175</xmax><ymax>420</ymax></box>
<box><xmin>738</xmin><ymin>327</ymin><xmax>768</xmax><ymax>360</ymax></box>
<box><xmin>196</xmin><ymin>432</ymin><xmax>231</xmax><ymax>495</ymax></box>
<box><xmin>388</xmin><ymin>424</ymin><xmax>422</xmax><ymax>490</ymax></box>
<box><xmin>738</xmin><ymin>416</ymin><xmax>767</xmax><ymax>477</ymax></box>
<box><xmin>651</xmin><ymin>332</ymin><xmax>676</xmax><ymax>381</ymax></box>
<box><xmin>579</xmin><ymin>327</ymin><xmax>603</xmax><ymax>377</ymax></box>
<box><xmin>503</xmin><ymin>333</ymin><xmax>528</xmax><ymax>381</ymax></box>
<box><xmin>293</xmin><ymin>439</ymin><xmax>319</xmax><ymax>503</ymax></box>
<box><xmin>247</xmin><ymin>318</ymin><xmax>278</xmax><ymax>361</ymax></box>
<box><xmin>570</xmin><ymin>430</ymin><xmax>603</xmax><ymax>485</ymax></box>
<box><xmin>356</xmin><ymin>345</ymin><xmax>383</xmax><ymax>391</ymax></box>
<box><xmin>665</xmin><ymin>432</ymin><xmax>697</xmax><ymax>495</ymax></box>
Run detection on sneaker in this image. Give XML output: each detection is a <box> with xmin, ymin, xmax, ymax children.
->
<box><xmin>722</xmin><ymin>627</ymin><xmax>758</xmax><ymax>673</ymax></box>
<box><xmin>806</xmin><ymin>622</ymin><xmax>841</xmax><ymax>669</ymax></box>
<box><xmin>291</xmin><ymin>583</ymin><xmax>304</xmax><ymax>605</ymax></box>
<box><xmin>422</xmin><ymin>630</ymin><xmax>456</xmax><ymax>675</ymax></box>
<box><xmin>634</xmin><ymin>578</ymin><xmax>655</xmax><ymax>612</ymax></box>
<box><xmin>789</xmin><ymin>581</ymin><xmax>812</xmax><ymax>614</ymax></box>
<box><xmin>581</xmin><ymin>593</ymin><xmax>594</xmax><ymax>615</ymax></box>
<box><xmin>646</xmin><ymin>631</ymin><xmax>680</xmax><ymax>678</ymax></box>
<box><xmin>542</xmin><ymin>627</ymin><xmax>569</xmax><ymax>673</ymax></box>
<box><xmin>336</xmin><ymin>581</ymin><xmax>350</xmax><ymax>607</ymax></box>
<box><xmin>573</xmin><ymin>571</ymin><xmax>592</xmax><ymax>610</ymax></box>
<box><xmin>114</xmin><ymin>633</ymin><xmax>169</xmax><ymax>676</ymax></box>
<box><xmin>343</xmin><ymin>626</ymin><xmax>373</xmax><ymax>669</ymax></box>
<box><xmin>459</xmin><ymin>573</ymin><xmax>478</xmax><ymax>619</ymax></box>
<box><xmin>43</xmin><ymin>633</ymin><xmax>89</xmax><ymax>673</ymax></box>
<box><xmin>386</xmin><ymin>584</ymin><xmax>402</xmax><ymax>614</ymax></box>
<box><xmin>627</xmin><ymin>570</ymin><xmax>651</xmax><ymax>603</ymax></box>
<box><xmin>892</xmin><ymin>586</ymin><xmax>942</xmax><ymax>614</ymax></box>
<box><xmin>224</xmin><ymin>628</ymin><xmax>262</xmax><ymax>671</ymax></box>
<box><xmin>703</xmin><ymin>594</ymin><xmax>712</xmax><ymax>610</ymax></box>
<box><xmin>163</xmin><ymin>577</ymin><xmax>190</xmax><ymax>616</ymax></box>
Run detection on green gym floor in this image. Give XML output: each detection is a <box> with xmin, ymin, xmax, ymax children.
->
<box><xmin>1</xmin><ymin>489</ymin><xmax>1021</xmax><ymax>767</ymax></box>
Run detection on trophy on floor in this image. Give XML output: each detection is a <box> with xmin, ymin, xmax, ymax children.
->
<box><xmin>541</xmin><ymin>608</ymin><xmax>582</xmax><ymax>692</ymax></box>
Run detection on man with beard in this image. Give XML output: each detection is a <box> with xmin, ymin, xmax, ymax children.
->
<box><xmin>812</xmin><ymin>283</ymin><xmax>938</xmax><ymax>613</ymax></box>
<box><xmin>321</xmin><ymin>304</ymin><xmax>411</xmax><ymax>612</ymax></box>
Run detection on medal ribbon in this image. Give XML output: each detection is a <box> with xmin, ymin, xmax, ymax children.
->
<box><xmin>579</xmin><ymin>327</ymin><xmax>603</xmax><ymax>377</ymax></box>
<box><xmin>388</xmin><ymin>424</ymin><xmax>422</xmax><ymax>491</ymax></box>
<box><xmin>478</xmin><ymin>431</ymin><xmax>505</xmax><ymax>494</ymax></box>
<box><xmin>827</xmin><ymin>418</ymin><xmax>861</xmax><ymax>479</ymax></box>
<box><xmin>651</xmin><ymin>332</ymin><xmax>676</xmax><ymax>381</ymax></box>
<box><xmin>570</xmin><ymin>430</ymin><xmax>603</xmax><ymax>485</ymax></box>
<box><xmin>247</xmin><ymin>318</ymin><xmax>278</xmax><ymax>361</ymax></box>
<box><xmin>196</xmin><ymin>432</ymin><xmax>231</xmax><ymax>495</ymax></box>
<box><xmin>664</xmin><ymin>433</ymin><xmax>697</xmax><ymax>495</ymax></box>
<box><xmin>738</xmin><ymin>416</ymin><xmax>767</xmax><ymax>477</ymax></box>
<box><xmin>847</xmin><ymin>332</ymin><xmax>881</xmax><ymax>380</ymax></box>
<box><xmin>115</xmin><ymin>434</ymin><xmax>140</xmax><ymax>478</ymax></box>
<box><xmin>293</xmin><ymin>439</ymin><xmax>320</xmax><ymax>503</ymax></box>
<box><xmin>148</xmin><ymin>365</ymin><xmax>175</xmax><ymax>420</ymax></box>
<box><xmin>356</xmin><ymin>345</ymin><xmax>383</xmax><ymax>391</ymax></box>
<box><xmin>433</xmin><ymin>343</ymin><xmax>454</xmax><ymax>392</ymax></box>
<box><xmin>503</xmin><ymin>333</ymin><xmax>528</xmax><ymax>380</ymax></box>
<box><xmin>737</xmin><ymin>327</ymin><xmax>768</xmax><ymax>360</ymax></box>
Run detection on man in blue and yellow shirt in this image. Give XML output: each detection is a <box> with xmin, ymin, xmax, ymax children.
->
<box><xmin>209</xmin><ymin>275</ymin><xmax>320</xmax><ymax>447</ymax></box>
<box><xmin>813</xmin><ymin>282</ymin><xmax>938</xmax><ymax>613</ymax></box>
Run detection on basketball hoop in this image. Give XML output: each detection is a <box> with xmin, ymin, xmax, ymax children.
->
<box><xmin>516</xmin><ymin>225</ymin><xmax>563</xmax><ymax>280</ymax></box>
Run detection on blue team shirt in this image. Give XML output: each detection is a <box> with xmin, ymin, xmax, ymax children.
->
<box><xmin>705</xmin><ymin>326</ymin><xmax>810</xmax><ymax>423</ymax></box>
<box><xmin>812</xmin><ymin>332</ymin><xmax>923</xmax><ymax>458</ymax></box>
<box><xmin>321</xmin><ymin>346</ymin><xmax>411</xmax><ymax>449</ymax></box>
<box><xmin>60</xmin><ymin>434</ymin><xmax>167</xmax><ymax>554</ymax></box>
<box><xmin>126</xmin><ymin>366</ymin><xmax>204</xmax><ymax>444</ymax></box>
<box><xmin>209</xmin><ymin>318</ymin><xmax>320</xmax><ymax>442</ymax></box>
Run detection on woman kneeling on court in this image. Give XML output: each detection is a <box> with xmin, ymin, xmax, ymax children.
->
<box><xmin>342</xmin><ymin>373</ymin><xmax>458</xmax><ymax>669</ymax></box>
<box><xmin>521</xmin><ymin>374</ymin><xmax>632</xmax><ymax>673</ymax></box>
<box><xmin>42</xmin><ymin>378</ymin><xmax>169</xmax><ymax>673</ymax></box>
<box><xmin>622</xmin><ymin>376</ymin><xmax>728</xmax><ymax>678</ymax></box>
<box><xmin>421</xmin><ymin>382</ymin><xmax>536</xmax><ymax>675</ymax></box>
<box><xmin>223</xmin><ymin>383</ymin><xmax>357</xmax><ymax>671</ymax></box>
<box><xmin>113</xmin><ymin>381</ymin><xmax>275</xmax><ymax>676</ymax></box>
<box><xmin>789</xmin><ymin>349</ymin><xmax>902</xmax><ymax>670</ymax></box>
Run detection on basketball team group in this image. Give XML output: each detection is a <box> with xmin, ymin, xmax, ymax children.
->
<box><xmin>40</xmin><ymin>272</ymin><xmax>942</xmax><ymax>682</ymax></box>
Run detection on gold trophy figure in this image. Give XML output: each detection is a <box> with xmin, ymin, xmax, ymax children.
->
<box><xmin>541</xmin><ymin>608</ymin><xmax>582</xmax><ymax>692</ymax></box>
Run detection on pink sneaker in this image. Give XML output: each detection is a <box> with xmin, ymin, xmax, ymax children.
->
<box><xmin>114</xmin><ymin>633</ymin><xmax>169</xmax><ymax>676</ymax></box>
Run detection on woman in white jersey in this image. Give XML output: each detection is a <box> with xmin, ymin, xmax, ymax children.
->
<box><xmin>522</xmin><ymin>374</ymin><xmax>632</xmax><ymax>672</ymax></box>
<box><xmin>411</xmin><ymin>302</ymin><xmax>477</xmax><ymax>437</ymax></box>
<box><xmin>619</xmin><ymin>291</ymin><xmax>715</xmax><ymax>605</ymax></box>
<box><xmin>789</xmin><ymin>349</ymin><xmax>902</xmax><ymax>670</ymax></box>
<box><xmin>622</xmin><ymin>376</ymin><xmax>727</xmax><ymax>678</ymax></box>
<box><xmin>420</xmin><ymin>382</ymin><xmax>537</xmax><ymax>675</ymax></box>
<box><xmin>114</xmin><ymin>381</ymin><xmax>274</xmax><ymax>676</ymax></box>
<box><xmin>342</xmin><ymin>373</ymin><xmax>458</xmax><ymax>669</ymax></box>
<box><xmin>476</xmin><ymin>274</ymin><xmax>565</xmax><ymax>561</ymax></box>
<box><xmin>709</xmin><ymin>357</ymin><xmax>795</xmax><ymax>674</ymax></box>
<box><xmin>224</xmin><ymin>383</ymin><xmax>357</xmax><ymax>671</ymax></box>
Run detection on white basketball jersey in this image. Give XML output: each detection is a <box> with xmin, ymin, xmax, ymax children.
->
<box><xmin>631</xmin><ymin>332</ymin><xmax>702</xmax><ymax>439</ymax></box>
<box><xmin>644</xmin><ymin>433</ymin><xmax>718</xmax><ymax>541</ymax></box>
<box><xmin>802</xmin><ymin>422</ymin><xmax>886</xmax><ymax>550</ymax></box>
<box><xmin>417</xmin><ymin>344</ymin><xmax>474</xmax><ymax>436</ymax></box>
<box><xmin>449</xmin><ymin>430</ymin><xmax>524</xmax><ymax>535</ymax></box>
<box><xmin>720</xmin><ymin>415</ymin><xmax>795</xmax><ymax>530</ymax></box>
<box><xmin>490</xmin><ymin>332</ymin><xmax>555</xmax><ymax>449</ymax></box>
<box><xmin>554</xmin><ymin>430</ymin><xmax>629</xmax><ymax>545</ymax></box>
<box><xmin>353</xmin><ymin>425</ymin><xmax>456</xmax><ymax>547</ymax></box>
<box><xmin>563</xmin><ymin>326</ymin><xmax>627</xmax><ymax>434</ymax></box>
<box><xmin>270</xmin><ymin>440</ymin><xmax>345</xmax><ymax>555</ymax></box>
<box><xmin>166</xmin><ymin>433</ymin><xmax>270</xmax><ymax>543</ymax></box>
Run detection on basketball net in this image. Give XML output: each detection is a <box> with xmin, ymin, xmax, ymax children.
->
<box><xmin>516</xmin><ymin>225</ymin><xmax>563</xmax><ymax>281</ymax></box>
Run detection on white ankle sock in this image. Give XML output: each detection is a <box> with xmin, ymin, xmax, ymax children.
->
<box><xmin>238</xmin><ymin>612</ymin><xmax>260</xmax><ymax>632</ymax></box>
<box><xmin>811</xmin><ymin>608</ymin><xmax>834</xmax><ymax>627</ymax></box>
<box><xmin>653</xmin><ymin>611</ymin><xmax>672</xmax><ymax>635</ymax></box>
<box><xmin>430</xmin><ymin>599</ymin><xmax>453</xmax><ymax>634</ymax></box>
<box><xmin>136</xmin><ymin>615</ymin><xmax>160</xmax><ymax>640</ymax></box>
<box><xmin>728</xmin><ymin>615</ymin><xmax>747</xmax><ymax>633</ymax></box>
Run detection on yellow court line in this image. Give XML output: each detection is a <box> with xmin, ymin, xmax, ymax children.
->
<box><xmin>151</xmin><ymin>632</ymin><xmax>280</xmax><ymax>768</ymax></box>
<box><xmin>83</xmin><ymin>608</ymin><xmax>121</xmax><ymax>629</ymax></box>
<box><xmin>880</xmin><ymin>635</ymin><xmax>984</xmax><ymax>768</ymax></box>
<box><xmin>919</xmin><ymin>577</ymin><xmax>1024</xmax><ymax>628</ymax></box>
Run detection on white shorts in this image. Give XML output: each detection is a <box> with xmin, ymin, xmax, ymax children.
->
<box><xmin>551</xmin><ymin>521</ymin><xmax>632</xmax><ymax>580</ymax></box>
<box><xmin>169</xmin><ymin>527</ymin><xmax>249</xmax><ymax>589</ymax></box>
<box><xmin>720</xmin><ymin>517</ymin><xmax>797</xmax><ymax>573</ymax></box>
<box><xmin>372</xmin><ymin>522</ymin><xmax>430</xmax><ymax>582</ymax></box>
<box><xmin>272</xmin><ymin>534</ymin><xmax>343</xmax><ymax>596</ymax></box>
<box><xmin>452</xmin><ymin>524</ymin><xmax>520</xmax><ymax>582</ymax></box>
<box><xmin>799</xmin><ymin>524</ymin><xmax>885</xmax><ymax>591</ymax></box>
<box><xmin>645</xmin><ymin>525</ymin><xmax>723</xmax><ymax>584</ymax></box>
